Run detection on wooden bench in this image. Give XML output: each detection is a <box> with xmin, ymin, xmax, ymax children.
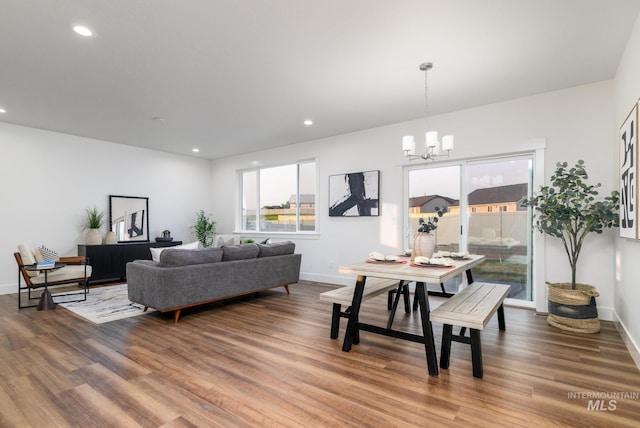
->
<box><xmin>430</xmin><ymin>282</ymin><xmax>510</xmax><ymax>378</ymax></box>
<box><xmin>320</xmin><ymin>278</ymin><xmax>409</xmax><ymax>339</ymax></box>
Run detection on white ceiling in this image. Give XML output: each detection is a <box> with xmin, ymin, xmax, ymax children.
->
<box><xmin>1</xmin><ymin>1</ymin><xmax>639</xmax><ymax>160</ymax></box>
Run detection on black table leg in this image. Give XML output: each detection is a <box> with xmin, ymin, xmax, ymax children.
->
<box><xmin>342</xmin><ymin>275</ymin><xmax>366</xmax><ymax>352</ymax></box>
<box><xmin>414</xmin><ymin>281</ymin><xmax>439</xmax><ymax>376</ymax></box>
<box><xmin>37</xmin><ymin>269</ymin><xmax>56</xmax><ymax>311</ymax></box>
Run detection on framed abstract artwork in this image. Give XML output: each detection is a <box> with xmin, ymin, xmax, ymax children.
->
<box><xmin>620</xmin><ymin>103</ymin><xmax>637</xmax><ymax>239</ymax></box>
<box><xmin>329</xmin><ymin>170</ymin><xmax>380</xmax><ymax>216</ymax></box>
<box><xmin>109</xmin><ymin>195</ymin><xmax>150</xmax><ymax>242</ymax></box>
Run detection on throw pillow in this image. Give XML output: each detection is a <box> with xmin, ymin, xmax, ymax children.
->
<box><xmin>38</xmin><ymin>245</ymin><xmax>59</xmax><ymax>261</ymax></box>
<box><xmin>216</xmin><ymin>235</ymin><xmax>236</xmax><ymax>247</ymax></box>
<box><xmin>150</xmin><ymin>241</ymin><xmax>200</xmax><ymax>262</ymax></box>
<box><xmin>261</xmin><ymin>238</ymin><xmax>272</xmax><ymax>244</ymax></box>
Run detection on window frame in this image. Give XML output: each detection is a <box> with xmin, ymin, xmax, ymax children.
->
<box><xmin>238</xmin><ymin>159</ymin><xmax>317</xmax><ymax>234</ymax></box>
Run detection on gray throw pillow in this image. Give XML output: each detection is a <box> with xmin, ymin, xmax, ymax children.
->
<box><xmin>159</xmin><ymin>247</ymin><xmax>223</xmax><ymax>267</ymax></box>
<box><xmin>257</xmin><ymin>241</ymin><xmax>295</xmax><ymax>257</ymax></box>
<box><xmin>222</xmin><ymin>243</ymin><xmax>259</xmax><ymax>261</ymax></box>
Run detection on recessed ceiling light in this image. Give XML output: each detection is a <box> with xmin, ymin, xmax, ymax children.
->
<box><xmin>192</xmin><ymin>148</ymin><xmax>200</xmax><ymax>153</ymax></box>
<box><xmin>73</xmin><ymin>25</ymin><xmax>95</xmax><ymax>37</ymax></box>
<box><xmin>304</xmin><ymin>119</ymin><xmax>313</xmax><ymax>126</ymax></box>
<box><xmin>0</xmin><ymin>108</ymin><xmax>6</xmax><ymax>114</ymax></box>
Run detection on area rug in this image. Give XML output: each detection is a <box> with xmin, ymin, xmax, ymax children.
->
<box><xmin>54</xmin><ymin>284</ymin><xmax>154</xmax><ymax>324</ymax></box>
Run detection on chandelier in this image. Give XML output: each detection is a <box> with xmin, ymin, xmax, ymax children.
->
<box><xmin>402</xmin><ymin>62</ymin><xmax>454</xmax><ymax>161</ymax></box>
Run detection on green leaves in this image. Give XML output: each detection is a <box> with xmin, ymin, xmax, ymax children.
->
<box><xmin>522</xmin><ymin>160</ymin><xmax>619</xmax><ymax>289</ymax></box>
<box><xmin>192</xmin><ymin>210</ymin><xmax>216</xmax><ymax>247</ymax></box>
<box><xmin>417</xmin><ymin>206</ymin><xmax>449</xmax><ymax>233</ymax></box>
<box><xmin>84</xmin><ymin>206</ymin><xmax>104</xmax><ymax>230</ymax></box>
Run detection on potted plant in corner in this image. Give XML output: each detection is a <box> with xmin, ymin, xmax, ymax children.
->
<box><xmin>412</xmin><ymin>206</ymin><xmax>448</xmax><ymax>260</ymax></box>
<box><xmin>192</xmin><ymin>210</ymin><xmax>216</xmax><ymax>247</ymax></box>
<box><xmin>523</xmin><ymin>160</ymin><xmax>619</xmax><ymax>333</ymax></box>
<box><xmin>84</xmin><ymin>206</ymin><xmax>104</xmax><ymax>245</ymax></box>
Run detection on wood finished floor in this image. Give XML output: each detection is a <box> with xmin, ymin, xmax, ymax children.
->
<box><xmin>1</xmin><ymin>281</ymin><xmax>640</xmax><ymax>427</ymax></box>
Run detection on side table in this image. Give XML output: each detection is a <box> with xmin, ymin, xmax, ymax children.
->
<box><xmin>25</xmin><ymin>263</ymin><xmax>66</xmax><ymax>311</ymax></box>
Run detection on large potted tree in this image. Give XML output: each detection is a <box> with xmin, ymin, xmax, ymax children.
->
<box><xmin>524</xmin><ymin>160</ymin><xmax>619</xmax><ymax>333</ymax></box>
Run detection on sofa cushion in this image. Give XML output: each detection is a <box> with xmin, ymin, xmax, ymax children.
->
<box><xmin>159</xmin><ymin>247</ymin><xmax>223</xmax><ymax>267</ymax></box>
<box><xmin>258</xmin><ymin>241</ymin><xmax>295</xmax><ymax>258</ymax></box>
<box><xmin>222</xmin><ymin>243</ymin><xmax>259</xmax><ymax>261</ymax></box>
<box><xmin>17</xmin><ymin>243</ymin><xmax>41</xmax><ymax>277</ymax></box>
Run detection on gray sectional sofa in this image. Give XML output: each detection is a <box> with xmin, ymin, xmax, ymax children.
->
<box><xmin>126</xmin><ymin>241</ymin><xmax>301</xmax><ymax>322</ymax></box>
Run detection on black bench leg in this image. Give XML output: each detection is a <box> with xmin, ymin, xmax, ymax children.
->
<box><xmin>330</xmin><ymin>303</ymin><xmax>341</xmax><ymax>339</ymax></box>
<box><xmin>402</xmin><ymin>283</ymin><xmax>411</xmax><ymax>313</ymax></box>
<box><xmin>470</xmin><ymin>329</ymin><xmax>483</xmax><ymax>378</ymax></box>
<box><xmin>440</xmin><ymin>324</ymin><xmax>453</xmax><ymax>369</ymax></box>
<box><xmin>497</xmin><ymin>304</ymin><xmax>506</xmax><ymax>331</ymax></box>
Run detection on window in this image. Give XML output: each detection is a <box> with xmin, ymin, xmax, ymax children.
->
<box><xmin>241</xmin><ymin>161</ymin><xmax>316</xmax><ymax>232</ymax></box>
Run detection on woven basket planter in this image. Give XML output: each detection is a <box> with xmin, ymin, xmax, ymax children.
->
<box><xmin>546</xmin><ymin>282</ymin><xmax>600</xmax><ymax>333</ymax></box>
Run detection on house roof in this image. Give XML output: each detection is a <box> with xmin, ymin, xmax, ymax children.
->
<box><xmin>409</xmin><ymin>195</ymin><xmax>459</xmax><ymax>208</ymax></box>
<box><xmin>467</xmin><ymin>183</ymin><xmax>528</xmax><ymax>205</ymax></box>
<box><xmin>289</xmin><ymin>194</ymin><xmax>315</xmax><ymax>204</ymax></box>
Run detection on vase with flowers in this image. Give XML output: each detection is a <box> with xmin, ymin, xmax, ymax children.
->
<box><xmin>412</xmin><ymin>206</ymin><xmax>448</xmax><ymax>260</ymax></box>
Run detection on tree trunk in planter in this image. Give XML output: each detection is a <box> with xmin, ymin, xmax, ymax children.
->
<box><xmin>412</xmin><ymin>232</ymin><xmax>436</xmax><ymax>261</ymax></box>
<box><xmin>546</xmin><ymin>282</ymin><xmax>600</xmax><ymax>333</ymax></box>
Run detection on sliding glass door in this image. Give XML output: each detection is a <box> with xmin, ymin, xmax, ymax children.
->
<box><xmin>407</xmin><ymin>156</ymin><xmax>533</xmax><ymax>301</ymax></box>
<box><xmin>466</xmin><ymin>158</ymin><xmax>532</xmax><ymax>301</ymax></box>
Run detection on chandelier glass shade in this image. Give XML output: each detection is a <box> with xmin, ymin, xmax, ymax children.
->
<box><xmin>403</xmin><ymin>62</ymin><xmax>454</xmax><ymax>161</ymax></box>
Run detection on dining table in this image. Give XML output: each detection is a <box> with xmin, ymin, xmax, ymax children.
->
<box><xmin>338</xmin><ymin>254</ymin><xmax>486</xmax><ymax>377</ymax></box>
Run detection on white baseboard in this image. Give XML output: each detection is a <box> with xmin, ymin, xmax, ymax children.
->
<box><xmin>0</xmin><ymin>283</ymin><xmax>15</xmax><ymax>296</ymax></box>
<box><xmin>612</xmin><ymin>311</ymin><xmax>640</xmax><ymax>373</ymax></box>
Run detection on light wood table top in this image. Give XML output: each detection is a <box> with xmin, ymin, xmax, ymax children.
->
<box><xmin>339</xmin><ymin>254</ymin><xmax>486</xmax><ymax>283</ymax></box>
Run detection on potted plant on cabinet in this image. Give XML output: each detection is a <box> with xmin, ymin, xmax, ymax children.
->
<box><xmin>412</xmin><ymin>206</ymin><xmax>449</xmax><ymax>260</ymax></box>
<box><xmin>84</xmin><ymin>206</ymin><xmax>104</xmax><ymax>245</ymax></box>
<box><xmin>192</xmin><ymin>210</ymin><xmax>216</xmax><ymax>247</ymax></box>
<box><xmin>523</xmin><ymin>160</ymin><xmax>619</xmax><ymax>333</ymax></box>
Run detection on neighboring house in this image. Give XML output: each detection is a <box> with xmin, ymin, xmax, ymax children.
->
<box><xmin>467</xmin><ymin>183</ymin><xmax>528</xmax><ymax>213</ymax></box>
<box><xmin>288</xmin><ymin>194</ymin><xmax>315</xmax><ymax>210</ymax></box>
<box><xmin>408</xmin><ymin>195</ymin><xmax>459</xmax><ymax>214</ymax></box>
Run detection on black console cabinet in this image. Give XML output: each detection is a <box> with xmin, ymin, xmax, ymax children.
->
<box><xmin>78</xmin><ymin>241</ymin><xmax>182</xmax><ymax>283</ymax></box>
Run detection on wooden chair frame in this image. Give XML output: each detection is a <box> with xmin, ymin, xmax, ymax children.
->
<box><xmin>14</xmin><ymin>252</ymin><xmax>91</xmax><ymax>309</ymax></box>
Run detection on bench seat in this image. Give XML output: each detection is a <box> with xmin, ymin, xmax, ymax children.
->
<box><xmin>430</xmin><ymin>282</ymin><xmax>510</xmax><ymax>378</ymax></box>
<box><xmin>320</xmin><ymin>278</ymin><xmax>409</xmax><ymax>339</ymax></box>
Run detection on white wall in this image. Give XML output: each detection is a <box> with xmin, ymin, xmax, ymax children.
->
<box><xmin>211</xmin><ymin>80</ymin><xmax>617</xmax><ymax>319</ymax></box>
<box><xmin>0</xmin><ymin>122</ymin><xmax>212</xmax><ymax>294</ymax></box>
<box><xmin>614</xmin><ymin>14</ymin><xmax>640</xmax><ymax>358</ymax></box>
